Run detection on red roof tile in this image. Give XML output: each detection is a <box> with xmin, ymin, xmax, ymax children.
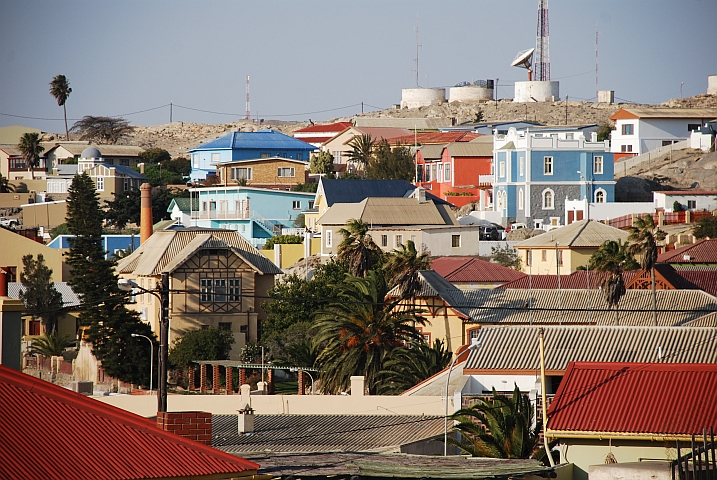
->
<box><xmin>674</xmin><ymin>269</ymin><xmax>717</xmax><ymax>296</ymax></box>
<box><xmin>0</xmin><ymin>366</ymin><xmax>259</xmax><ymax>480</ymax></box>
<box><xmin>431</xmin><ymin>257</ymin><xmax>525</xmax><ymax>283</ymax></box>
<box><xmin>384</xmin><ymin>132</ymin><xmax>482</xmax><ymax>145</ymax></box>
<box><xmin>657</xmin><ymin>239</ymin><xmax>717</xmax><ymax>264</ymax></box>
<box><xmin>294</xmin><ymin>121</ymin><xmax>353</xmax><ymax>134</ymax></box>
<box><xmin>548</xmin><ymin>362</ymin><xmax>717</xmax><ymax>437</ymax></box>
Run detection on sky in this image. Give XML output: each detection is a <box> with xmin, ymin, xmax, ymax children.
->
<box><xmin>1</xmin><ymin>0</ymin><xmax>716</xmax><ymax>133</ymax></box>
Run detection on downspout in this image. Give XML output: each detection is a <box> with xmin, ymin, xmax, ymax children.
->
<box><xmin>539</xmin><ymin>328</ymin><xmax>555</xmax><ymax>467</ymax></box>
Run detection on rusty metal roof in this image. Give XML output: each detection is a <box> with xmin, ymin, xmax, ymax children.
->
<box><xmin>514</xmin><ymin>220</ymin><xmax>629</xmax><ymax>248</ymax></box>
<box><xmin>658</xmin><ymin>239</ymin><xmax>717</xmax><ymax>264</ymax></box>
<box><xmin>318</xmin><ymin>198</ymin><xmax>453</xmax><ymax>227</ymax></box>
<box><xmin>465</xmin><ymin>326</ymin><xmax>717</xmax><ymax>373</ymax></box>
<box><xmin>0</xmin><ymin>366</ymin><xmax>259</xmax><ymax>480</ymax></box>
<box><xmin>431</xmin><ymin>257</ymin><xmax>525</xmax><ymax>284</ymax></box>
<box><xmin>547</xmin><ymin>362</ymin><xmax>717</xmax><ymax>437</ymax></box>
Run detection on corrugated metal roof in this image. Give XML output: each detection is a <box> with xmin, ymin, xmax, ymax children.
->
<box><xmin>418</xmin><ymin>144</ymin><xmax>445</xmax><ymax>160</ymax></box>
<box><xmin>658</xmin><ymin>239</ymin><xmax>717</xmax><ymax>263</ymax></box>
<box><xmin>465</xmin><ymin>326</ymin><xmax>717</xmax><ymax>372</ymax></box>
<box><xmin>446</xmin><ymin>142</ymin><xmax>493</xmax><ymax>157</ymax></box>
<box><xmin>344</xmin><ymin>127</ymin><xmax>414</xmax><ymax>144</ymax></box>
<box><xmin>212</xmin><ymin>415</ymin><xmax>445</xmax><ymax>454</ymax></box>
<box><xmin>8</xmin><ymin>282</ymin><xmax>80</xmax><ymax>307</ymax></box>
<box><xmin>0</xmin><ymin>144</ymin><xmax>23</xmax><ymax>156</ymax></box>
<box><xmin>45</xmin><ymin>142</ymin><xmax>143</xmax><ymax>156</ymax></box>
<box><xmin>354</xmin><ymin>117</ymin><xmax>455</xmax><ymax>129</ymax></box>
<box><xmin>191</xmin><ymin>130</ymin><xmax>317</xmax><ymax>152</ymax></box>
<box><xmin>318</xmin><ymin>198</ymin><xmax>453</xmax><ymax>227</ymax></box>
<box><xmin>611</xmin><ymin>107</ymin><xmax>717</xmax><ymax>120</ymax></box>
<box><xmin>0</xmin><ymin>365</ymin><xmax>259</xmax><ymax>480</ymax></box>
<box><xmin>318</xmin><ymin>179</ymin><xmax>451</xmax><ymax>206</ymax></box>
<box><xmin>514</xmin><ymin>220</ymin><xmax>629</xmax><ymax>248</ymax></box>
<box><xmin>387</xmin><ymin>132</ymin><xmax>482</xmax><ymax>145</ymax></box>
<box><xmin>294</xmin><ymin>122</ymin><xmax>353</xmax><ymax>134</ymax></box>
<box><xmin>431</xmin><ymin>257</ymin><xmax>526</xmax><ymax>284</ymax></box>
<box><xmin>547</xmin><ymin>362</ymin><xmax>717</xmax><ymax>436</ymax></box>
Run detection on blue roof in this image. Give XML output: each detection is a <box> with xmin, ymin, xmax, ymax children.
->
<box><xmin>320</xmin><ymin>179</ymin><xmax>452</xmax><ymax>206</ymax></box>
<box><xmin>190</xmin><ymin>130</ymin><xmax>317</xmax><ymax>152</ymax></box>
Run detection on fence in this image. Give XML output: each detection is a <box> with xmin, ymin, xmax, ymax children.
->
<box><xmin>615</xmin><ymin>139</ymin><xmax>690</xmax><ymax>175</ymax></box>
<box><xmin>606</xmin><ymin>210</ymin><xmax>715</xmax><ymax>230</ymax></box>
<box><xmin>672</xmin><ymin>428</ymin><xmax>716</xmax><ymax>480</ymax></box>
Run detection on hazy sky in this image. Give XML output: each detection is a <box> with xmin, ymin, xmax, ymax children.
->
<box><xmin>2</xmin><ymin>0</ymin><xmax>715</xmax><ymax>133</ymax></box>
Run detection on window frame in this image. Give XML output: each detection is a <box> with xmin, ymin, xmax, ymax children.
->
<box><xmin>277</xmin><ymin>167</ymin><xmax>296</xmax><ymax>177</ymax></box>
<box><xmin>451</xmin><ymin>234</ymin><xmax>461</xmax><ymax>248</ymax></box>
<box><xmin>595</xmin><ymin>189</ymin><xmax>606</xmax><ymax>203</ymax></box>
<box><xmin>444</xmin><ymin>162</ymin><xmax>451</xmax><ymax>182</ymax></box>
<box><xmin>543</xmin><ymin>156</ymin><xmax>553</xmax><ymax>176</ymax></box>
<box><xmin>621</xmin><ymin>124</ymin><xmax>634</xmax><ymax>135</ymax></box>
<box><xmin>96</xmin><ymin>177</ymin><xmax>104</xmax><ymax>191</ymax></box>
<box><xmin>292</xmin><ymin>200</ymin><xmax>301</xmax><ymax>210</ymax></box>
<box><xmin>231</xmin><ymin>167</ymin><xmax>252</xmax><ymax>180</ymax></box>
<box><xmin>518</xmin><ymin>188</ymin><xmax>524</xmax><ymax>210</ymax></box>
<box><xmin>325</xmin><ymin>229</ymin><xmax>332</xmax><ymax>248</ymax></box>
<box><xmin>593</xmin><ymin>156</ymin><xmax>603</xmax><ymax>175</ymax></box>
<box><xmin>542</xmin><ymin>189</ymin><xmax>555</xmax><ymax>210</ymax></box>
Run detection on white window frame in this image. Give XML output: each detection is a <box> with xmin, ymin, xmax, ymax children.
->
<box><xmin>444</xmin><ymin>162</ymin><xmax>451</xmax><ymax>182</ymax></box>
<box><xmin>499</xmin><ymin>161</ymin><xmax>505</xmax><ymax>178</ymax></box>
<box><xmin>292</xmin><ymin>200</ymin><xmax>301</xmax><ymax>209</ymax></box>
<box><xmin>543</xmin><ymin>156</ymin><xmax>553</xmax><ymax>175</ymax></box>
<box><xmin>278</xmin><ymin>167</ymin><xmax>295</xmax><ymax>177</ymax></box>
<box><xmin>395</xmin><ymin>234</ymin><xmax>403</xmax><ymax>247</ymax></box>
<box><xmin>325</xmin><ymin>229</ymin><xmax>332</xmax><ymax>248</ymax></box>
<box><xmin>518</xmin><ymin>188</ymin><xmax>524</xmax><ymax>210</ymax></box>
<box><xmin>192</xmin><ymin>154</ymin><xmax>199</xmax><ymax>168</ymax></box>
<box><xmin>519</xmin><ymin>156</ymin><xmax>524</xmax><ymax>176</ymax></box>
<box><xmin>593</xmin><ymin>156</ymin><xmax>603</xmax><ymax>175</ymax></box>
<box><xmin>437</xmin><ymin>163</ymin><xmax>443</xmax><ymax>182</ymax></box>
<box><xmin>451</xmin><ymin>234</ymin><xmax>461</xmax><ymax>248</ymax></box>
<box><xmin>96</xmin><ymin>177</ymin><xmax>104</xmax><ymax>191</ymax></box>
<box><xmin>542</xmin><ymin>189</ymin><xmax>555</xmax><ymax>210</ymax></box>
<box><xmin>622</xmin><ymin>123</ymin><xmax>634</xmax><ymax>135</ymax></box>
<box><xmin>594</xmin><ymin>189</ymin><xmax>606</xmax><ymax>203</ymax></box>
<box><xmin>211</xmin><ymin>153</ymin><xmax>221</xmax><ymax>163</ymax></box>
<box><xmin>231</xmin><ymin>167</ymin><xmax>252</xmax><ymax>180</ymax></box>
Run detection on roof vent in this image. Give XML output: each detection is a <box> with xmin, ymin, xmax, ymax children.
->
<box><xmin>683</xmin><ymin>255</ymin><xmax>691</xmax><ymax>261</ymax></box>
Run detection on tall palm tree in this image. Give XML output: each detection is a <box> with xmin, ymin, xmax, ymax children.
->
<box><xmin>449</xmin><ymin>384</ymin><xmax>556</xmax><ymax>465</ymax></box>
<box><xmin>347</xmin><ymin>134</ymin><xmax>375</xmax><ymax>175</ymax></box>
<box><xmin>337</xmin><ymin>218</ymin><xmax>381</xmax><ymax>277</ymax></box>
<box><xmin>375</xmin><ymin>339</ymin><xmax>451</xmax><ymax>395</ymax></box>
<box><xmin>50</xmin><ymin>74</ymin><xmax>72</xmax><ymax>140</ymax></box>
<box><xmin>18</xmin><ymin>132</ymin><xmax>45</xmax><ymax>180</ymax></box>
<box><xmin>0</xmin><ymin>173</ymin><xmax>15</xmax><ymax>193</ymax></box>
<box><xmin>311</xmin><ymin>271</ymin><xmax>425</xmax><ymax>394</ymax></box>
<box><xmin>588</xmin><ymin>239</ymin><xmax>639</xmax><ymax>325</ymax></box>
<box><xmin>384</xmin><ymin>239</ymin><xmax>430</xmax><ymax>298</ymax></box>
<box><xmin>627</xmin><ymin>214</ymin><xmax>666</xmax><ymax>325</ymax></box>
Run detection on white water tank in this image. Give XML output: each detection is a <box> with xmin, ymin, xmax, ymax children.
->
<box><xmin>598</xmin><ymin>90</ymin><xmax>615</xmax><ymax>104</ymax></box>
<box><xmin>449</xmin><ymin>85</ymin><xmax>494</xmax><ymax>103</ymax></box>
<box><xmin>708</xmin><ymin>75</ymin><xmax>717</xmax><ymax>95</ymax></box>
<box><xmin>401</xmin><ymin>88</ymin><xmax>446</xmax><ymax>109</ymax></box>
<box><xmin>514</xmin><ymin>81</ymin><xmax>560</xmax><ymax>102</ymax></box>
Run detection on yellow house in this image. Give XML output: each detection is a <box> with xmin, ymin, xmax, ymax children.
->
<box><xmin>320</xmin><ymin>126</ymin><xmax>412</xmax><ymax>169</ymax></box>
<box><xmin>513</xmin><ymin>219</ymin><xmax>629</xmax><ymax>275</ymax></box>
<box><xmin>0</xmin><ymin>227</ymin><xmax>70</xmax><ymax>282</ymax></box>
<box><xmin>213</xmin><ymin>157</ymin><xmax>308</xmax><ymax>190</ymax></box>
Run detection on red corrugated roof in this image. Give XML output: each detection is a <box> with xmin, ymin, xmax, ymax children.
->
<box><xmin>296</xmin><ymin>136</ymin><xmax>333</xmax><ymax>144</ymax></box>
<box><xmin>431</xmin><ymin>257</ymin><xmax>525</xmax><ymax>283</ymax></box>
<box><xmin>384</xmin><ymin>132</ymin><xmax>482</xmax><ymax>145</ymax></box>
<box><xmin>294</xmin><ymin>121</ymin><xmax>353</xmax><ymax>134</ymax></box>
<box><xmin>548</xmin><ymin>362</ymin><xmax>717</xmax><ymax>437</ymax></box>
<box><xmin>657</xmin><ymin>240</ymin><xmax>717</xmax><ymax>263</ymax></box>
<box><xmin>674</xmin><ymin>269</ymin><xmax>717</xmax><ymax>296</ymax></box>
<box><xmin>0</xmin><ymin>366</ymin><xmax>259</xmax><ymax>480</ymax></box>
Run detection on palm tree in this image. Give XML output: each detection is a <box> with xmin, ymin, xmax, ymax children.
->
<box><xmin>18</xmin><ymin>132</ymin><xmax>45</xmax><ymax>180</ymax></box>
<box><xmin>449</xmin><ymin>384</ymin><xmax>556</xmax><ymax>465</ymax></box>
<box><xmin>28</xmin><ymin>332</ymin><xmax>76</xmax><ymax>358</ymax></box>
<box><xmin>347</xmin><ymin>134</ymin><xmax>375</xmax><ymax>175</ymax></box>
<box><xmin>0</xmin><ymin>173</ymin><xmax>15</xmax><ymax>193</ymax></box>
<box><xmin>384</xmin><ymin>239</ymin><xmax>430</xmax><ymax>298</ymax></box>
<box><xmin>627</xmin><ymin>214</ymin><xmax>666</xmax><ymax>325</ymax></box>
<box><xmin>588</xmin><ymin>239</ymin><xmax>639</xmax><ymax>325</ymax></box>
<box><xmin>311</xmin><ymin>271</ymin><xmax>425</xmax><ymax>394</ymax></box>
<box><xmin>337</xmin><ymin>218</ymin><xmax>381</xmax><ymax>277</ymax></box>
<box><xmin>50</xmin><ymin>74</ymin><xmax>72</xmax><ymax>140</ymax></box>
<box><xmin>375</xmin><ymin>339</ymin><xmax>451</xmax><ymax>395</ymax></box>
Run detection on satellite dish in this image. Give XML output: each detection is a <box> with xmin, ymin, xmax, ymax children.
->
<box><xmin>511</xmin><ymin>48</ymin><xmax>535</xmax><ymax>81</ymax></box>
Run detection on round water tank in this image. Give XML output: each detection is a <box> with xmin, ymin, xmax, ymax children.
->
<box><xmin>513</xmin><ymin>81</ymin><xmax>560</xmax><ymax>103</ymax></box>
<box><xmin>449</xmin><ymin>85</ymin><xmax>494</xmax><ymax>103</ymax></box>
<box><xmin>708</xmin><ymin>75</ymin><xmax>717</xmax><ymax>95</ymax></box>
<box><xmin>400</xmin><ymin>88</ymin><xmax>446</xmax><ymax>109</ymax></box>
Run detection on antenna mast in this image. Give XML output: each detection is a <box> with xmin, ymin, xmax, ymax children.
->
<box><xmin>245</xmin><ymin>75</ymin><xmax>251</xmax><ymax>120</ymax></box>
<box><xmin>412</xmin><ymin>26</ymin><xmax>421</xmax><ymax>87</ymax></box>
<box><xmin>595</xmin><ymin>24</ymin><xmax>599</xmax><ymax>101</ymax></box>
<box><xmin>535</xmin><ymin>0</ymin><xmax>550</xmax><ymax>81</ymax></box>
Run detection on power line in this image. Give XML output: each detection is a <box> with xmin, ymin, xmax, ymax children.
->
<box><xmin>173</xmin><ymin>103</ymin><xmax>364</xmax><ymax>118</ymax></box>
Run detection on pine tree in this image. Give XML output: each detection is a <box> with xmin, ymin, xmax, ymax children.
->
<box><xmin>65</xmin><ymin>173</ymin><xmax>155</xmax><ymax>387</ymax></box>
<box><xmin>19</xmin><ymin>254</ymin><xmax>63</xmax><ymax>334</ymax></box>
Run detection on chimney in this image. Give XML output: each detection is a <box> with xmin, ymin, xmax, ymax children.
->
<box><xmin>238</xmin><ymin>404</ymin><xmax>255</xmax><ymax>433</ymax></box>
<box><xmin>140</xmin><ymin>183</ymin><xmax>153</xmax><ymax>244</ymax></box>
<box><xmin>156</xmin><ymin>411</ymin><xmax>212</xmax><ymax>446</ymax></box>
<box><xmin>137</xmin><ymin>162</ymin><xmax>145</xmax><ymax>174</ymax></box>
<box><xmin>350</xmin><ymin>376</ymin><xmax>365</xmax><ymax>396</ymax></box>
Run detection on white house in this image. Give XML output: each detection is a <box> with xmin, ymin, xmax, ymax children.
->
<box><xmin>610</xmin><ymin>107</ymin><xmax>717</xmax><ymax>160</ymax></box>
<box><xmin>653</xmin><ymin>190</ymin><xmax>717</xmax><ymax>212</ymax></box>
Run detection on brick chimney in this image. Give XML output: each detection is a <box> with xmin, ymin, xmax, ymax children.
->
<box><xmin>156</xmin><ymin>411</ymin><xmax>212</xmax><ymax>446</ymax></box>
<box><xmin>140</xmin><ymin>183</ymin><xmax>153</xmax><ymax>244</ymax></box>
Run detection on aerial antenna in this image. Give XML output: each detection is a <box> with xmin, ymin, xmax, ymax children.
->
<box><xmin>412</xmin><ymin>26</ymin><xmax>422</xmax><ymax>87</ymax></box>
<box><xmin>595</xmin><ymin>23</ymin><xmax>599</xmax><ymax>101</ymax></box>
<box><xmin>511</xmin><ymin>48</ymin><xmax>535</xmax><ymax>80</ymax></box>
<box><xmin>535</xmin><ymin>0</ymin><xmax>550</xmax><ymax>81</ymax></box>
<box><xmin>245</xmin><ymin>75</ymin><xmax>251</xmax><ymax>120</ymax></box>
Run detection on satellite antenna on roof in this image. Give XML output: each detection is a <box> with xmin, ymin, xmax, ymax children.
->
<box><xmin>511</xmin><ymin>48</ymin><xmax>535</xmax><ymax>81</ymax></box>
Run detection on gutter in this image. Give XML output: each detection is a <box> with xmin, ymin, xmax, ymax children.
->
<box><xmin>547</xmin><ymin>430</ymin><xmax>706</xmax><ymax>442</ymax></box>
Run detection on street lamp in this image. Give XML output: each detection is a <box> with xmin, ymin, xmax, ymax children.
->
<box><xmin>444</xmin><ymin>337</ymin><xmax>481</xmax><ymax>456</ymax></box>
<box><xmin>577</xmin><ymin>170</ymin><xmax>590</xmax><ymax>221</ymax></box>
<box><xmin>118</xmin><ymin>273</ymin><xmax>169</xmax><ymax>412</ymax></box>
<box><xmin>131</xmin><ymin>333</ymin><xmax>153</xmax><ymax>395</ymax></box>
<box><xmin>304</xmin><ymin>370</ymin><xmax>315</xmax><ymax>395</ymax></box>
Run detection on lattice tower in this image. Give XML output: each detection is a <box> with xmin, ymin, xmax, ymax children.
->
<box><xmin>535</xmin><ymin>0</ymin><xmax>550</xmax><ymax>81</ymax></box>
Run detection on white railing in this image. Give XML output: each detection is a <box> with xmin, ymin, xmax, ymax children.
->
<box><xmin>615</xmin><ymin>139</ymin><xmax>689</xmax><ymax>175</ymax></box>
<box><xmin>191</xmin><ymin>210</ymin><xmax>251</xmax><ymax>220</ymax></box>
<box><xmin>478</xmin><ymin>175</ymin><xmax>493</xmax><ymax>185</ymax></box>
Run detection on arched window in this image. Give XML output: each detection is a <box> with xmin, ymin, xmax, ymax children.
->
<box><xmin>518</xmin><ymin>188</ymin><xmax>524</xmax><ymax>210</ymax></box>
<box><xmin>595</xmin><ymin>189</ymin><xmax>606</xmax><ymax>203</ymax></box>
<box><xmin>542</xmin><ymin>189</ymin><xmax>554</xmax><ymax>210</ymax></box>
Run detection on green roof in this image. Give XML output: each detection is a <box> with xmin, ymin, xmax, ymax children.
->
<box><xmin>168</xmin><ymin>197</ymin><xmax>199</xmax><ymax>213</ymax></box>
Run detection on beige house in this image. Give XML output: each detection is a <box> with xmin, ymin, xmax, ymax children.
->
<box><xmin>0</xmin><ymin>227</ymin><xmax>70</xmax><ymax>282</ymax></box>
<box><xmin>513</xmin><ymin>219</ymin><xmax>629</xmax><ymax>275</ymax></box>
<box><xmin>213</xmin><ymin>157</ymin><xmax>308</xmax><ymax>190</ymax></box>
<box><xmin>116</xmin><ymin>228</ymin><xmax>281</xmax><ymax>359</ymax></box>
<box><xmin>317</xmin><ymin>192</ymin><xmax>479</xmax><ymax>257</ymax></box>
<box><xmin>43</xmin><ymin>142</ymin><xmax>143</xmax><ymax>171</ymax></box>
<box><xmin>321</xmin><ymin>126</ymin><xmax>412</xmax><ymax>168</ymax></box>
<box><xmin>0</xmin><ymin>145</ymin><xmax>48</xmax><ymax>181</ymax></box>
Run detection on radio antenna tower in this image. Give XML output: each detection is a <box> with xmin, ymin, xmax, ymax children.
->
<box><xmin>412</xmin><ymin>26</ymin><xmax>421</xmax><ymax>87</ymax></box>
<box><xmin>245</xmin><ymin>75</ymin><xmax>251</xmax><ymax>120</ymax></box>
<box><xmin>534</xmin><ymin>0</ymin><xmax>550</xmax><ymax>81</ymax></box>
<box><xmin>595</xmin><ymin>23</ymin><xmax>599</xmax><ymax>101</ymax></box>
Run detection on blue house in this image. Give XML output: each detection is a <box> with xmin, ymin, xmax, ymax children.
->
<box><xmin>189</xmin><ymin>186</ymin><xmax>316</xmax><ymax>247</ymax></box>
<box><xmin>188</xmin><ymin>130</ymin><xmax>317</xmax><ymax>181</ymax></box>
<box><xmin>47</xmin><ymin>234</ymin><xmax>142</xmax><ymax>259</ymax></box>
<box><xmin>493</xmin><ymin>125</ymin><xmax>614</xmax><ymax>230</ymax></box>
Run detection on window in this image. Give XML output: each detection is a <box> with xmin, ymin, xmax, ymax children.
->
<box><xmin>218</xmin><ymin>322</ymin><xmax>232</xmax><ymax>331</ymax></box>
<box><xmin>566</xmin><ymin>133</ymin><xmax>574</xmax><ymax>140</ymax></box>
<box><xmin>120</xmin><ymin>158</ymin><xmax>130</xmax><ymax>166</ymax></box>
<box><xmin>518</xmin><ymin>188</ymin><xmax>524</xmax><ymax>210</ymax></box>
<box><xmin>278</xmin><ymin>167</ymin><xmax>295</xmax><ymax>177</ymax></box>
<box><xmin>621</xmin><ymin>145</ymin><xmax>633</xmax><ymax>153</ymax></box>
<box><xmin>595</xmin><ymin>190</ymin><xmax>605</xmax><ymax>203</ymax></box>
<box><xmin>621</xmin><ymin>124</ymin><xmax>634</xmax><ymax>135</ymax></box>
<box><xmin>29</xmin><ymin>320</ymin><xmax>41</xmax><ymax>336</ymax></box>
<box><xmin>542</xmin><ymin>250</ymin><xmax>547</xmax><ymax>261</ymax></box>
<box><xmin>260</xmin><ymin>153</ymin><xmax>270</xmax><ymax>159</ymax></box>
<box><xmin>451</xmin><ymin>235</ymin><xmax>461</xmax><ymax>248</ymax></box>
<box><xmin>594</xmin><ymin>156</ymin><xmax>603</xmax><ymax>175</ymax></box>
<box><xmin>543</xmin><ymin>189</ymin><xmax>554</xmax><ymax>209</ymax></box>
<box><xmin>239</xmin><ymin>325</ymin><xmax>248</xmax><ymax>333</ymax></box>
<box><xmin>292</xmin><ymin>200</ymin><xmax>301</xmax><ymax>209</ymax></box>
<box><xmin>431</xmin><ymin>164</ymin><xmax>437</xmax><ymax>181</ymax></box>
<box><xmin>687</xmin><ymin>200</ymin><xmax>696</xmax><ymax>209</ymax></box>
<box><xmin>687</xmin><ymin>124</ymin><xmax>701</xmax><ymax>132</ymax></box>
<box><xmin>381</xmin><ymin>235</ymin><xmax>388</xmax><ymax>247</ymax></box>
<box><xmin>96</xmin><ymin>177</ymin><xmax>104</xmax><ymax>191</ymax></box>
<box><xmin>526</xmin><ymin>249</ymin><xmax>532</xmax><ymax>267</ymax></box>
<box><xmin>543</xmin><ymin>156</ymin><xmax>553</xmax><ymax>175</ymax></box>
<box><xmin>325</xmin><ymin>230</ymin><xmax>332</xmax><ymax>248</ymax></box>
<box><xmin>411</xmin><ymin>235</ymin><xmax>416</xmax><ymax>244</ymax></box>
<box><xmin>395</xmin><ymin>235</ymin><xmax>403</xmax><ymax>246</ymax></box>
<box><xmin>499</xmin><ymin>161</ymin><xmax>505</xmax><ymax>177</ymax></box>
<box><xmin>228</xmin><ymin>278</ymin><xmax>241</xmax><ymax>301</ymax></box>
<box><xmin>519</xmin><ymin>156</ymin><xmax>524</xmax><ymax>176</ymax></box>
<box><xmin>424</xmin><ymin>164</ymin><xmax>432</xmax><ymax>182</ymax></box>
<box><xmin>104</xmin><ymin>159</ymin><xmax>114</xmax><ymax>165</ymax></box>
<box><xmin>211</xmin><ymin>153</ymin><xmax>220</xmax><ymax>163</ymax></box>
<box><xmin>200</xmin><ymin>278</ymin><xmax>223</xmax><ymax>302</ymax></box>
<box><xmin>557</xmin><ymin>249</ymin><xmax>563</xmax><ymax>266</ymax></box>
<box><xmin>124</xmin><ymin>179</ymin><xmax>129</xmax><ymax>191</ymax></box>
<box><xmin>308</xmin><ymin>200</ymin><xmax>315</xmax><ymax>209</ymax></box>
<box><xmin>192</xmin><ymin>154</ymin><xmax>199</xmax><ymax>167</ymax></box>
<box><xmin>437</xmin><ymin>164</ymin><xmax>442</xmax><ymax>182</ymax></box>
<box><xmin>444</xmin><ymin>163</ymin><xmax>451</xmax><ymax>182</ymax></box>
<box><xmin>231</xmin><ymin>167</ymin><xmax>252</xmax><ymax>180</ymax></box>
<box><xmin>297</xmin><ymin>153</ymin><xmax>302</xmax><ymax>161</ymax></box>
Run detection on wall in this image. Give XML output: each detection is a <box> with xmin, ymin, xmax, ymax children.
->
<box><xmin>0</xmin><ymin>228</ymin><xmax>69</xmax><ymax>281</ymax></box>
<box><xmin>638</xmin><ymin>118</ymin><xmax>704</xmax><ymax>153</ymax></box>
<box><xmin>422</xmin><ymin>227</ymin><xmax>481</xmax><ymax>256</ymax></box>
<box><xmin>217</xmin><ymin>159</ymin><xmax>308</xmax><ymax>189</ymax></box>
<box><xmin>529</xmin><ymin>184</ymin><xmax>579</xmax><ymax>229</ymax></box>
<box><xmin>21</xmin><ymin>201</ymin><xmax>67</xmax><ymax>229</ymax></box>
<box><xmin>401</xmin><ymin>88</ymin><xmax>446</xmax><ymax>109</ymax></box>
<box><xmin>400</xmin><ymin>296</ymin><xmax>466</xmax><ymax>353</ymax></box>
<box><xmin>259</xmin><ymin>238</ymin><xmax>320</xmax><ymax>270</ymax></box>
<box><xmin>564</xmin><ymin>199</ymin><xmax>653</xmax><ymax>224</ymax></box>
<box><xmin>514</xmin><ymin>81</ymin><xmax>559</xmax><ymax>102</ymax></box>
<box><xmin>0</xmin><ymin>192</ymin><xmax>36</xmax><ymax>208</ymax></box>
<box><xmin>654</xmin><ymin>192</ymin><xmax>717</xmax><ymax>212</ymax></box>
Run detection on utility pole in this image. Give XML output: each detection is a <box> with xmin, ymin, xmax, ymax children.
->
<box><xmin>565</xmin><ymin>95</ymin><xmax>568</xmax><ymax>125</ymax></box>
<box><xmin>412</xmin><ymin>26</ymin><xmax>421</xmax><ymax>87</ymax></box>
<box><xmin>246</xmin><ymin>76</ymin><xmax>251</xmax><ymax>120</ymax></box>
<box><xmin>169</xmin><ymin>102</ymin><xmax>172</xmax><ymax>123</ymax></box>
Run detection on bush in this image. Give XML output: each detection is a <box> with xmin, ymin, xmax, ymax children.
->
<box><xmin>168</xmin><ymin>328</ymin><xmax>235</xmax><ymax>369</ymax></box>
<box><xmin>264</xmin><ymin>234</ymin><xmax>302</xmax><ymax>250</ymax></box>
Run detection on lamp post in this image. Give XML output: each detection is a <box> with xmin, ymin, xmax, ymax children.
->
<box><xmin>118</xmin><ymin>273</ymin><xmax>170</xmax><ymax>412</ymax></box>
<box><xmin>304</xmin><ymin>370</ymin><xmax>315</xmax><ymax>395</ymax></box>
<box><xmin>131</xmin><ymin>333</ymin><xmax>153</xmax><ymax>395</ymax></box>
<box><xmin>444</xmin><ymin>338</ymin><xmax>481</xmax><ymax>456</ymax></box>
<box><xmin>577</xmin><ymin>170</ymin><xmax>590</xmax><ymax>221</ymax></box>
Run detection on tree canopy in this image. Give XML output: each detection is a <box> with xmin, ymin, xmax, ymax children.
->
<box><xmin>18</xmin><ymin>132</ymin><xmax>45</xmax><ymax>180</ymax></box>
<box><xmin>139</xmin><ymin>148</ymin><xmax>171</xmax><ymax>164</ymax></box>
<box><xmin>264</xmin><ymin>234</ymin><xmax>302</xmax><ymax>250</ymax></box>
<box><xmin>491</xmin><ymin>244</ymin><xmax>522</xmax><ymax>270</ymax></box>
<box><xmin>693</xmin><ymin>216</ymin><xmax>717</xmax><ymax>239</ymax></box>
<box><xmin>337</xmin><ymin>218</ymin><xmax>381</xmax><ymax>277</ymax></box>
<box><xmin>49</xmin><ymin>75</ymin><xmax>72</xmax><ymax>140</ymax></box>
<box><xmin>19</xmin><ymin>254</ymin><xmax>63</xmax><ymax>334</ymax></box>
<box><xmin>365</xmin><ymin>141</ymin><xmax>414</xmax><ymax>181</ymax></box>
<box><xmin>70</xmin><ymin>116</ymin><xmax>134</xmax><ymax>144</ymax></box>
<box><xmin>309</xmin><ymin>151</ymin><xmax>334</xmax><ymax>175</ymax></box>
<box><xmin>168</xmin><ymin>328</ymin><xmax>235</xmax><ymax>368</ymax></box>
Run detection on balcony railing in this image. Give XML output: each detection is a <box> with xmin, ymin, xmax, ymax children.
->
<box><xmin>191</xmin><ymin>210</ymin><xmax>251</xmax><ymax>220</ymax></box>
<box><xmin>478</xmin><ymin>175</ymin><xmax>494</xmax><ymax>186</ymax></box>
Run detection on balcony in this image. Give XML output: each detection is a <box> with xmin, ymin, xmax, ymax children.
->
<box><xmin>478</xmin><ymin>175</ymin><xmax>493</xmax><ymax>186</ymax></box>
<box><xmin>191</xmin><ymin>210</ymin><xmax>251</xmax><ymax>220</ymax></box>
